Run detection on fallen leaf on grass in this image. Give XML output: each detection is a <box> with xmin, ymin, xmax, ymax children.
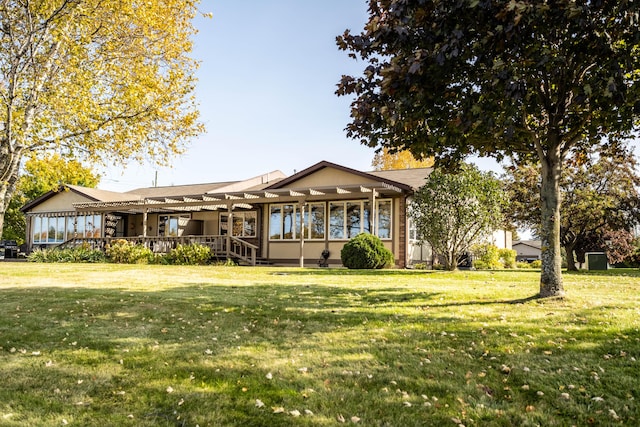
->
<box><xmin>289</xmin><ymin>410</ymin><xmax>301</xmax><ymax>417</ymax></box>
<box><xmin>255</xmin><ymin>399</ymin><xmax>265</xmax><ymax>408</ymax></box>
<box><xmin>272</xmin><ymin>407</ymin><xmax>285</xmax><ymax>414</ymax></box>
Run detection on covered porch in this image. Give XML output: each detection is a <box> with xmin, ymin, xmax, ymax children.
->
<box><xmin>70</xmin><ymin>181</ymin><xmax>406</xmax><ymax>267</ymax></box>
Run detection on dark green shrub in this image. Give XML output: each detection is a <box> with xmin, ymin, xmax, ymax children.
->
<box><xmin>166</xmin><ymin>243</ymin><xmax>211</xmax><ymax>265</ymax></box>
<box><xmin>340</xmin><ymin>233</ymin><xmax>394</xmax><ymax>269</ymax></box>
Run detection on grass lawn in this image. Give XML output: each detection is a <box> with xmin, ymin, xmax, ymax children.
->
<box><xmin>0</xmin><ymin>264</ymin><xmax>638</xmax><ymax>426</ymax></box>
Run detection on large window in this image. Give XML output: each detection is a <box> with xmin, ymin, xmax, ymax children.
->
<box><xmin>329</xmin><ymin>200</ymin><xmax>391</xmax><ymax>240</ymax></box>
<box><xmin>31</xmin><ymin>214</ymin><xmax>102</xmax><ymax>244</ymax></box>
<box><xmin>158</xmin><ymin>214</ymin><xmax>190</xmax><ymax>237</ymax></box>
<box><xmin>269</xmin><ymin>203</ymin><xmax>325</xmax><ymax>240</ymax></box>
<box><xmin>221</xmin><ymin>212</ymin><xmax>256</xmax><ymax>237</ymax></box>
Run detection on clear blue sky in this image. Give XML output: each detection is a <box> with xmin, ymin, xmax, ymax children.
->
<box><xmin>100</xmin><ymin>1</ymin><xmax>381</xmax><ymax>191</ymax></box>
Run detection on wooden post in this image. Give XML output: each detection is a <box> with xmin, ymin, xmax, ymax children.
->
<box><xmin>299</xmin><ymin>201</ymin><xmax>306</xmax><ymax>268</ymax></box>
<box><xmin>142</xmin><ymin>206</ymin><xmax>148</xmax><ymax>238</ymax></box>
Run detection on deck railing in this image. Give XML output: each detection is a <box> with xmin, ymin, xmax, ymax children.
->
<box><xmin>59</xmin><ymin>235</ymin><xmax>258</xmax><ymax>266</ymax></box>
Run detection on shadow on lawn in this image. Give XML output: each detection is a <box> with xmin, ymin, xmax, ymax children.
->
<box><xmin>0</xmin><ymin>282</ymin><xmax>638</xmax><ymax>426</ymax></box>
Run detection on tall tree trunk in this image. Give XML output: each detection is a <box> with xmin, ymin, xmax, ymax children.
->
<box><xmin>539</xmin><ymin>150</ymin><xmax>565</xmax><ymax>297</ymax></box>
<box><xmin>0</xmin><ymin>185</ymin><xmax>7</xmax><ymax>238</ymax></box>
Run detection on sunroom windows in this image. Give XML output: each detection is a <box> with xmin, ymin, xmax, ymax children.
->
<box><xmin>269</xmin><ymin>200</ymin><xmax>391</xmax><ymax>241</ymax></box>
<box><xmin>31</xmin><ymin>214</ymin><xmax>102</xmax><ymax>245</ymax></box>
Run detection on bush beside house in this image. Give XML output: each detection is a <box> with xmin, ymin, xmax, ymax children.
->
<box><xmin>341</xmin><ymin>233</ymin><xmax>394</xmax><ymax>269</ymax></box>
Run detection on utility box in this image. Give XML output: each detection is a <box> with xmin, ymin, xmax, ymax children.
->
<box><xmin>586</xmin><ymin>252</ymin><xmax>608</xmax><ymax>271</ymax></box>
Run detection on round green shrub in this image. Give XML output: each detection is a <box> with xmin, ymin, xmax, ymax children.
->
<box><xmin>340</xmin><ymin>233</ymin><xmax>395</xmax><ymax>269</ymax></box>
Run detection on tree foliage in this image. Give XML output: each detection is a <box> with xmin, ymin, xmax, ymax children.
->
<box><xmin>2</xmin><ymin>154</ymin><xmax>100</xmax><ymax>244</ymax></box>
<box><xmin>371</xmin><ymin>148</ymin><xmax>433</xmax><ymax>171</ymax></box>
<box><xmin>409</xmin><ymin>165</ymin><xmax>506</xmax><ymax>271</ymax></box>
<box><xmin>0</xmin><ymin>0</ymin><xmax>204</xmax><ymax>236</ymax></box>
<box><xmin>337</xmin><ymin>1</ymin><xmax>640</xmax><ymax>296</ymax></box>
<box><xmin>503</xmin><ymin>145</ymin><xmax>640</xmax><ymax>270</ymax></box>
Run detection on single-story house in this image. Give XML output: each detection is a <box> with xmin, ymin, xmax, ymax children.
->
<box><xmin>512</xmin><ymin>240</ymin><xmax>542</xmax><ymax>262</ymax></box>
<box><xmin>21</xmin><ymin>160</ymin><xmax>440</xmax><ymax>267</ymax></box>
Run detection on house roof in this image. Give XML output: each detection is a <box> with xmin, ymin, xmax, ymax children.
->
<box><xmin>124</xmin><ymin>170</ymin><xmax>286</xmax><ymax>198</ymax></box>
<box><xmin>266</xmin><ymin>160</ymin><xmax>417</xmax><ymax>192</ymax></box>
<box><xmin>513</xmin><ymin>240</ymin><xmax>542</xmax><ymax>250</ymax></box>
<box><xmin>24</xmin><ymin>160</ymin><xmax>429</xmax><ymax>214</ymax></box>
<box><xmin>20</xmin><ymin>185</ymin><xmax>140</xmax><ymax>213</ymax></box>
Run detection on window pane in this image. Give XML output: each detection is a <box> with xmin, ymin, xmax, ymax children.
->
<box><xmin>269</xmin><ymin>206</ymin><xmax>282</xmax><ymax>239</ymax></box>
<box><xmin>363</xmin><ymin>201</ymin><xmax>371</xmax><ymax>234</ymax></box>
<box><xmin>168</xmin><ymin>218</ymin><xmax>179</xmax><ymax>237</ymax></box>
<box><xmin>329</xmin><ymin>202</ymin><xmax>344</xmax><ymax>239</ymax></box>
<box><xmin>67</xmin><ymin>217</ymin><xmax>75</xmax><ymax>238</ymax></box>
<box><xmin>41</xmin><ymin>218</ymin><xmax>49</xmax><ymax>242</ymax></box>
<box><xmin>377</xmin><ymin>200</ymin><xmax>392</xmax><ymax>239</ymax></box>
<box><xmin>56</xmin><ymin>217</ymin><xmax>65</xmax><ymax>241</ymax></box>
<box><xmin>93</xmin><ymin>215</ymin><xmax>102</xmax><ymax>238</ymax></box>
<box><xmin>76</xmin><ymin>216</ymin><xmax>85</xmax><ymax>238</ymax></box>
<box><xmin>232</xmin><ymin>215</ymin><xmax>243</xmax><ymax>236</ymax></box>
<box><xmin>283</xmin><ymin>205</ymin><xmax>294</xmax><ymax>239</ymax></box>
<box><xmin>159</xmin><ymin>215</ymin><xmax>168</xmax><ymax>236</ymax></box>
<box><xmin>309</xmin><ymin>203</ymin><xmax>325</xmax><ymax>239</ymax></box>
<box><xmin>346</xmin><ymin>202</ymin><xmax>361</xmax><ymax>238</ymax></box>
<box><xmin>244</xmin><ymin>212</ymin><xmax>256</xmax><ymax>237</ymax></box>
<box><xmin>33</xmin><ymin>217</ymin><xmax>41</xmax><ymax>243</ymax></box>
<box><xmin>85</xmin><ymin>216</ymin><xmax>96</xmax><ymax>238</ymax></box>
<box><xmin>48</xmin><ymin>221</ymin><xmax>56</xmax><ymax>242</ymax></box>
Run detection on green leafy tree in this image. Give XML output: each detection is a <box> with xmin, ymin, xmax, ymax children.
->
<box><xmin>409</xmin><ymin>165</ymin><xmax>506</xmax><ymax>271</ymax></box>
<box><xmin>0</xmin><ymin>0</ymin><xmax>205</xmax><ymax>237</ymax></box>
<box><xmin>337</xmin><ymin>1</ymin><xmax>640</xmax><ymax>297</ymax></box>
<box><xmin>503</xmin><ymin>145</ymin><xmax>640</xmax><ymax>270</ymax></box>
<box><xmin>2</xmin><ymin>154</ymin><xmax>100</xmax><ymax>244</ymax></box>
